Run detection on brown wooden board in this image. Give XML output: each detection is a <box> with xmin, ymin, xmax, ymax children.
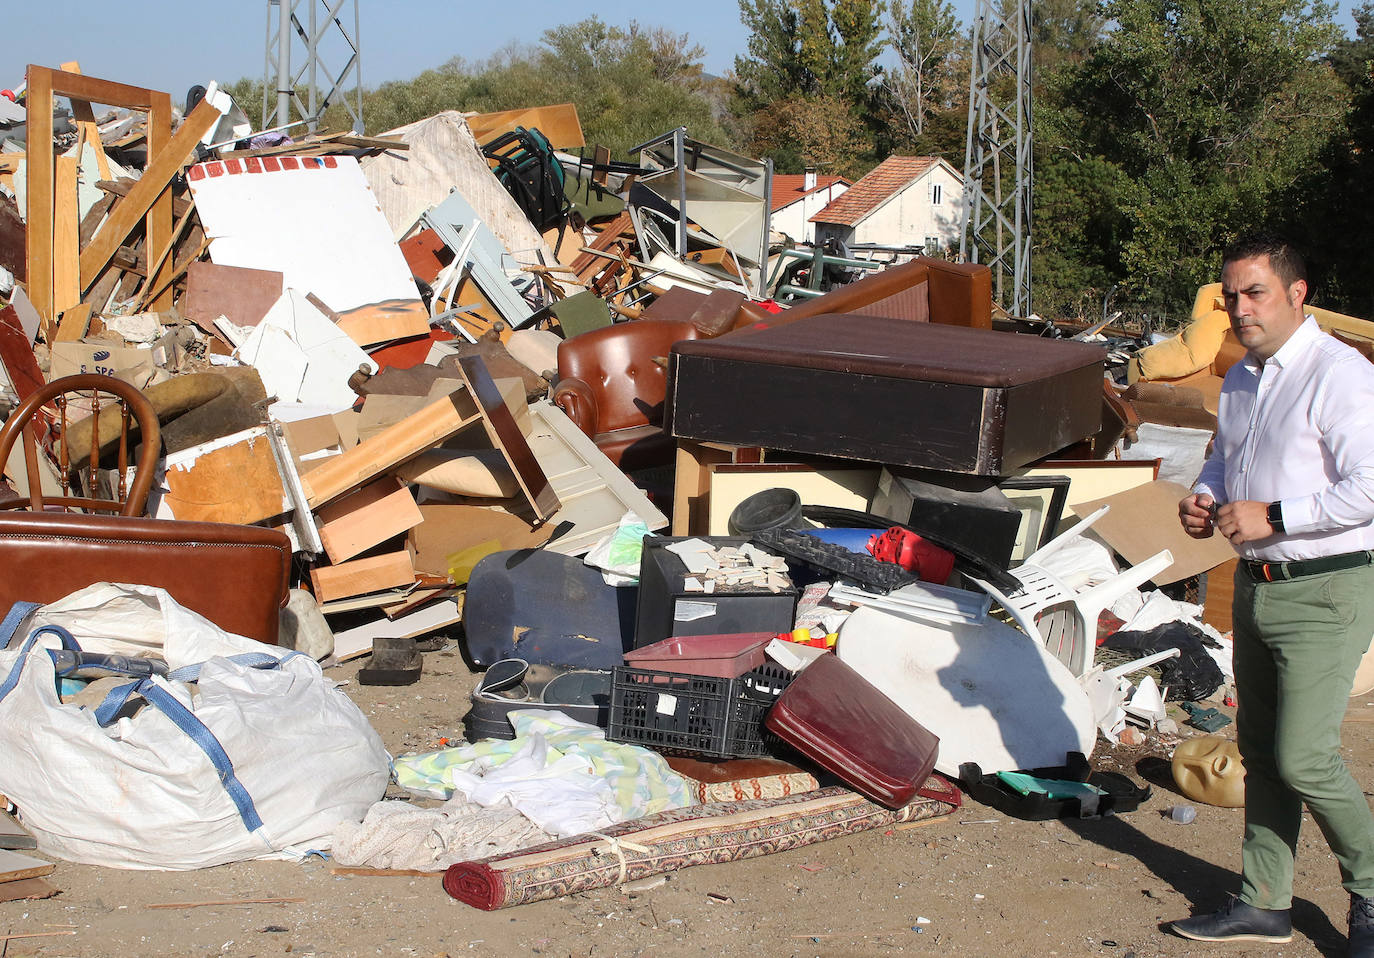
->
<box><xmin>409</xmin><ymin>502</ymin><xmax>552</xmax><ymax>577</ymax></box>
<box><xmin>301</xmin><ymin>389</ymin><xmax>483</xmax><ymax>508</ymax></box>
<box><xmin>0</xmin><ymin>849</ymin><xmax>54</xmax><ymax>883</ymax></box>
<box><xmin>0</xmin><ymin>305</ymin><xmax>45</xmax><ymax>404</ymax></box>
<box><xmin>183</xmin><ymin>261</ymin><xmax>283</xmax><ymax>331</ymax></box>
<box><xmin>310</xmin><ymin>550</ymin><xmax>416</xmax><ymax>602</ymax></box>
<box><xmin>456</xmin><ymin>355</ymin><xmax>560</xmax><ymax>521</ymax></box>
<box><xmin>316</xmin><ymin>476</ymin><xmax>423</xmax><ymax>564</ymax></box>
<box><xmin>53</xmin><ymin>154</ymin><xmax>81</xmax><ymax>321</ymax></box>
<box><xmin>0</xmin><ymin>877</ymin><xmax>59</xmax><ymax>902</ymax></box>
<box><xmin>467</xmin><ymin>103</ymin><xmax>585</xmax><ymax>149</ymax></box>
<box><xmin>162</xmin><ymin>429</ymin><xmax>289</xmax><ymax>524</ymax></box>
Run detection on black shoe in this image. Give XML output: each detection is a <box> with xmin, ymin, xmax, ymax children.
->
<box><xmin>1350</xmin><ymin>894</ymin><xmax>1374</xmax><ymax>957</ymax></box>
<box><xmin>1171</xmin><ymin>896</ymin><xmax>1293</xmax><ymax>943</ymax></box>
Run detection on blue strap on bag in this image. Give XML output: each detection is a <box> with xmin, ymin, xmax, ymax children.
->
<box><xmin>0</xmin><ymin>608</ymin><xmax>292</xmax><ymax>836</ymax></box>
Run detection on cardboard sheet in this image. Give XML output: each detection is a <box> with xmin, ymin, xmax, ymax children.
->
<box><xmin>1071</xmin><ymin>480</ymin><xmax>1236</xmax><ymax>584</ymax></box>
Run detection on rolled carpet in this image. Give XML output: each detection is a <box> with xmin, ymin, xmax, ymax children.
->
<box><xmin>443</xmin><ymin>780</ymin><xmax>960</xmax><ymax>909</ymax></box>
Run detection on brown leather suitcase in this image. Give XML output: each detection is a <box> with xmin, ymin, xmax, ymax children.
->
<box><xmin>667</xmin><ymin>313</ymin><xmax>1106</xmax><ymax>475</ymax></box>
<box><xmin>765</xmin><ymin>652</ymin><xmax>940</xmax><ymax>809</ymax></box>
<box><xmin>0</xmin><ymin>511</ymin><xmax>291</xmax><ymax>644</ymax></box>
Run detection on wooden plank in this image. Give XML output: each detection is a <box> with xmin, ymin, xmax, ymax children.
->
<box><xmin>24</xmin><ymin>65</ymin><xmax>55</xmax><ymax>322</ymax></box>
<box><xmin>0</xmin><ymin>878</ymin><xmax>59</xmax><ymax>902</ymax></box>
<box><xmin>53</xmin><ymin>153</ymin><xmax>81</xmax><ymax>318</ymax></box>
<box><xmin>182</xmin><ymin>261</ymin><xmax>283</xmax><ymax>331</ymax></box>
<box><xmin>309</xmin><ymin>550</ymin><xmax>416</xmax><ymax>603</ymax></box>
<box><xmin>301</xmin><ymin>388</ymin><xmax>483</xmax><ymax>509</ymax></box>
<box><xmin>54</xmin><ymin>303</ymin><xmax>92</xmax><ymax>342</ymax></box>
<box><xmin>0</xmin><ymin>849</ymin><xmax>54</xmax><ymax>883</ymax></box>
<box><xmin>315</xmin><ymin>476</ymin><xmax>423</xmax><ymax>564</ymax></box>
<box><xmin>467</xmin><ymin>103</ymin><xmax>584</xmax><ymax>149</ymax></box>
<box><xmin>78</xmin><ymin>193</ymin><xmax>115</xmax><ymax>246</ymax></box>
<box><xmin>79</xmin><ymin>98</ymin><xmax>221</xmax><ymax>294</ymax></box>
<box><xmin>410</xmin><ymin>503</ymin><xmax>552</xmax><ymax>577</ymax></box>
<box><xmin>456</xmin><ymin>354</ymin><xmax>560</xmax><ymax>522</ymax></box>
<box><xmin>133</xmin><ymin>200</ymin><xmax>197</xmax><ymax>312</ymax></box>
<box><xmin>98</xmin><ymin>177</ymin><xmax>193</xmax><ymax>218</ymax></box>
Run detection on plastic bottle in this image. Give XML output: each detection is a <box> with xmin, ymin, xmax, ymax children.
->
<box><xmin>1166</xmin><ymin>804</ymin><xmax>1197</xmax><ymax>824</ymax></box>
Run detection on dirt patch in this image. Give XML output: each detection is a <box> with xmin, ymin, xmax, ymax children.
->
<box><xmin>6</xmin><ymin>648</ymin><xmax>1372</xmax><ymax>957</ymax></box>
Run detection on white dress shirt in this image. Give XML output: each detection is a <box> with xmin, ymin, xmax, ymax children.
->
<box><xmin>1194</xmin><ymin>316</ymin><xmax>1374</xmax><ymax>561</ymax></box>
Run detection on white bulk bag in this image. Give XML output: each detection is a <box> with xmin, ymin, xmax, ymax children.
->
<box><xmin>0</xmin><ymin>586</ymin><xmax>390</xmax><ymax>869</ymax></box>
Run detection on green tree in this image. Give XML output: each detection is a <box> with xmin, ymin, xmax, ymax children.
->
<box><xmin>1038</xmin><ymin>0</ymin><xmax>1345</xmax><ymax>311</ymax></box>
<box><xmin>886</xmin><ymin>0</ymin><xmax>965</xmax><ymax>139</ymax></box>
<box><xmin>735</xmin><ymin>0</ymin><xmax>809</xmax><ymax>106</ymax></box>
<box><xmin>734</xmin><ymin>0</ymin><xmax>888</xmax><ymax>169</ymax></box>
<box><xmin>1285</xmin><ymin>3</ymin><xmax>1374</xmax><ymax>315</ymax></box>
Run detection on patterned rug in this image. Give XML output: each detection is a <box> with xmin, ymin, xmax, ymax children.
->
<box><xmin>443</xmin><ymin>778</ymin><xmax>960</xmax><ymax>909</ymax></box>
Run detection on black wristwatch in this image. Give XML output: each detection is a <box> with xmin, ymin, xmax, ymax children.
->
<box><xmin>1267</xmin><ymin>501</ymin><xmax>1286</xmax><ymax>534</ymax></box>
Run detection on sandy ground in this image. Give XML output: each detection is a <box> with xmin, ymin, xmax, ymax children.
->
<box><xmin>5</xmin><ymin>644</ymin><xmax>1374</xmax><ymax>958</ymax></box>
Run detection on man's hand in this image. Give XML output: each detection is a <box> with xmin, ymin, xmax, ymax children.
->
<box><xmin>1179</xmin><ymin>493</ymin><xmax>1216</xmax><ymax>539</ymax></box>
<box><xmin>1216</xmin><ymin>500</ymin><xmax>1275</xmax><ymax>544</ymax></box>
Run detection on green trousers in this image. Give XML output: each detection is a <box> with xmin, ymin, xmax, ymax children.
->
<box><xmin>1233</xmin><ymin>563</ymin><xmax>1374</xmax><ymax>910</ymax></box>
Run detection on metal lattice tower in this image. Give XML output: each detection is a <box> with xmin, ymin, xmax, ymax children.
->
<box><xmin>960</xmin><ymin>0</ymin><xmax>1033</xmax><ymax>316</ymax></box>
<box><xmin>263</xmin><ymin>0</ymin><xmax>364</xmax><ymax>134</ymax></box>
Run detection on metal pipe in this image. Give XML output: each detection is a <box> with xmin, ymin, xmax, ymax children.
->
<box><xmin>274</xmin><ymin>0</ymin><xmax>292</xmax><ymax>128</ymax></box>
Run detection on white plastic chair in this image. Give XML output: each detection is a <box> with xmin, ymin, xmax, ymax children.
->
<box><xmin>969</xmin><ymin>506</ymin><xmax>1175</xmax><ymax>678</ymax></box>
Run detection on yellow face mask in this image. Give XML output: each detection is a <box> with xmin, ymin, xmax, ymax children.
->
<box><xmin>1172</xmin><ymin>736</ymin><xmax>1245</xmax><ymax>808</ymax></box>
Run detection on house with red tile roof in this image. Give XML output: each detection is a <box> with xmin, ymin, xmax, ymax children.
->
<box><xmin>810</xmin><ymin>156</ymin><xmax>965</xmax><ymax>257</ymax></box>
<box><xmin>770</xmin><ymin>170</ymin><xmax>850</xmax><ymax>244</ymax></box>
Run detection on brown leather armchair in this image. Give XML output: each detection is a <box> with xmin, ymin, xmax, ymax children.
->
<box><xmin>552</xmin><ymin>319</ymin><xmax>700</xmax><ymax>471</ymax></box>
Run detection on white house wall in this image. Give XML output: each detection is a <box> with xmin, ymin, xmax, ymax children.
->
<box><xmin>772</xmin><ymin>183</ymin><xmax>850</xmax><ymax>245</ymax></box>
<box><xmin>854</xmin><ymin>166</ymin><xmax>966</xmax><ymax>254</ymax></box>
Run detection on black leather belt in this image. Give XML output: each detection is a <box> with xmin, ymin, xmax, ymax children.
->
<box><xmin>1243</xmin><ymin>551</ymin><xmax>1374</xmax><ymax>582</ymax></box>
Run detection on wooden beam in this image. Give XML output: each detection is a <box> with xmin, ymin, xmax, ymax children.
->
<box><xmin>133</xmin><ymin>200</ymin><xmax>196</xmax><ymax>312</ymax></box>
<box><xmin>315</xmin><ymin>477</ymin><xmax>423</xmax><ymax>564</ymax></box>
<box><xmin>79</xmin><ymin>98</ymin><xmax>220</xmax><ymax>295</ymax></box>
<box><xmin>26</xmin><ymin>66</ymin><xmax>174</xmax><ymax>324</ymax></box>
<box><xmin>301</xmin><ymin>388</ymin><xmax>484</xmax><ymax>508</ymax></box>
<box><xmin>53</xmin><ymin>303</ymin><xmax>91</xmax><ymax>342</ymax></box>
<box><xmin>310</xmin><ymin>550</ymin><xmax>416</xmax><ymax>603</ymax></box>
<box><xmin>59</xmin><ymin>61</ymin><xmax>112</xmax><ymax>181</ymax></box>
<box><xmin>24</xmin><ymin>66</ymin><xmax>55</xmax><ymax>322</ymax></box>
<box><xmin>78</xmin><ymin>193</ymin><xmax>115</xmax><ymax>246</ymax></box>
<box><xmin>52</xmin><ymin>154</ymin><xmax>81</xmax><ymax>321</ymax></box>
<box><xmin>97</xmin><ymin>178</ymin><xmax>193</xmax><ymax>218</ymax></box>
<box><xmin>457</xmin><ymin>354</ymin><xmax>560</xmax><ymax>522</ymax></box>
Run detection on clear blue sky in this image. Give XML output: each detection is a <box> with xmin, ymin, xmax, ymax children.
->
<box><xmin>6</xmin><ymin>0</ymin><xmax>1361</xmax><ymax>115</ymax></box>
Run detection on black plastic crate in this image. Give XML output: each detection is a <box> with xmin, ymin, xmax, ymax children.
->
<box><xmin>608</xmin><ymin>662</ymin><xmax>794</xmax><ymax>759</ymax></box>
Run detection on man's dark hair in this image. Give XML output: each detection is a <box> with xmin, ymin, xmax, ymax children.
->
<box><xmin>1222</xmin><ymin>234</ymin><xmax>1307</xmax><ymax>287</ymax></box>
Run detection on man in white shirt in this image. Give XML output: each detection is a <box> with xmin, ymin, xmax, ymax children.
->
<box><xmin>1172</xmin><ymin>235</ymin><xmax>1374</xmax><ymax>956</ymax></box>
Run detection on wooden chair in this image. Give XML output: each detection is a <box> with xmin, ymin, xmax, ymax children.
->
<box><xmin>0</xmin><ymin>374</ymin><xmax>161</xmax><ymax>516</ymax></box>
<box><xmin>551</xmin><ymin>319</ymin><xmax>700</xmax><ymax>472</ymax></box>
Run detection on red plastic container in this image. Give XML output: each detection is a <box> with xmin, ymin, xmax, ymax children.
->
<box><xmin>622</xmin><ymin>632</ymin><xmax>773</xmax><ymax>678</ymax></box>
